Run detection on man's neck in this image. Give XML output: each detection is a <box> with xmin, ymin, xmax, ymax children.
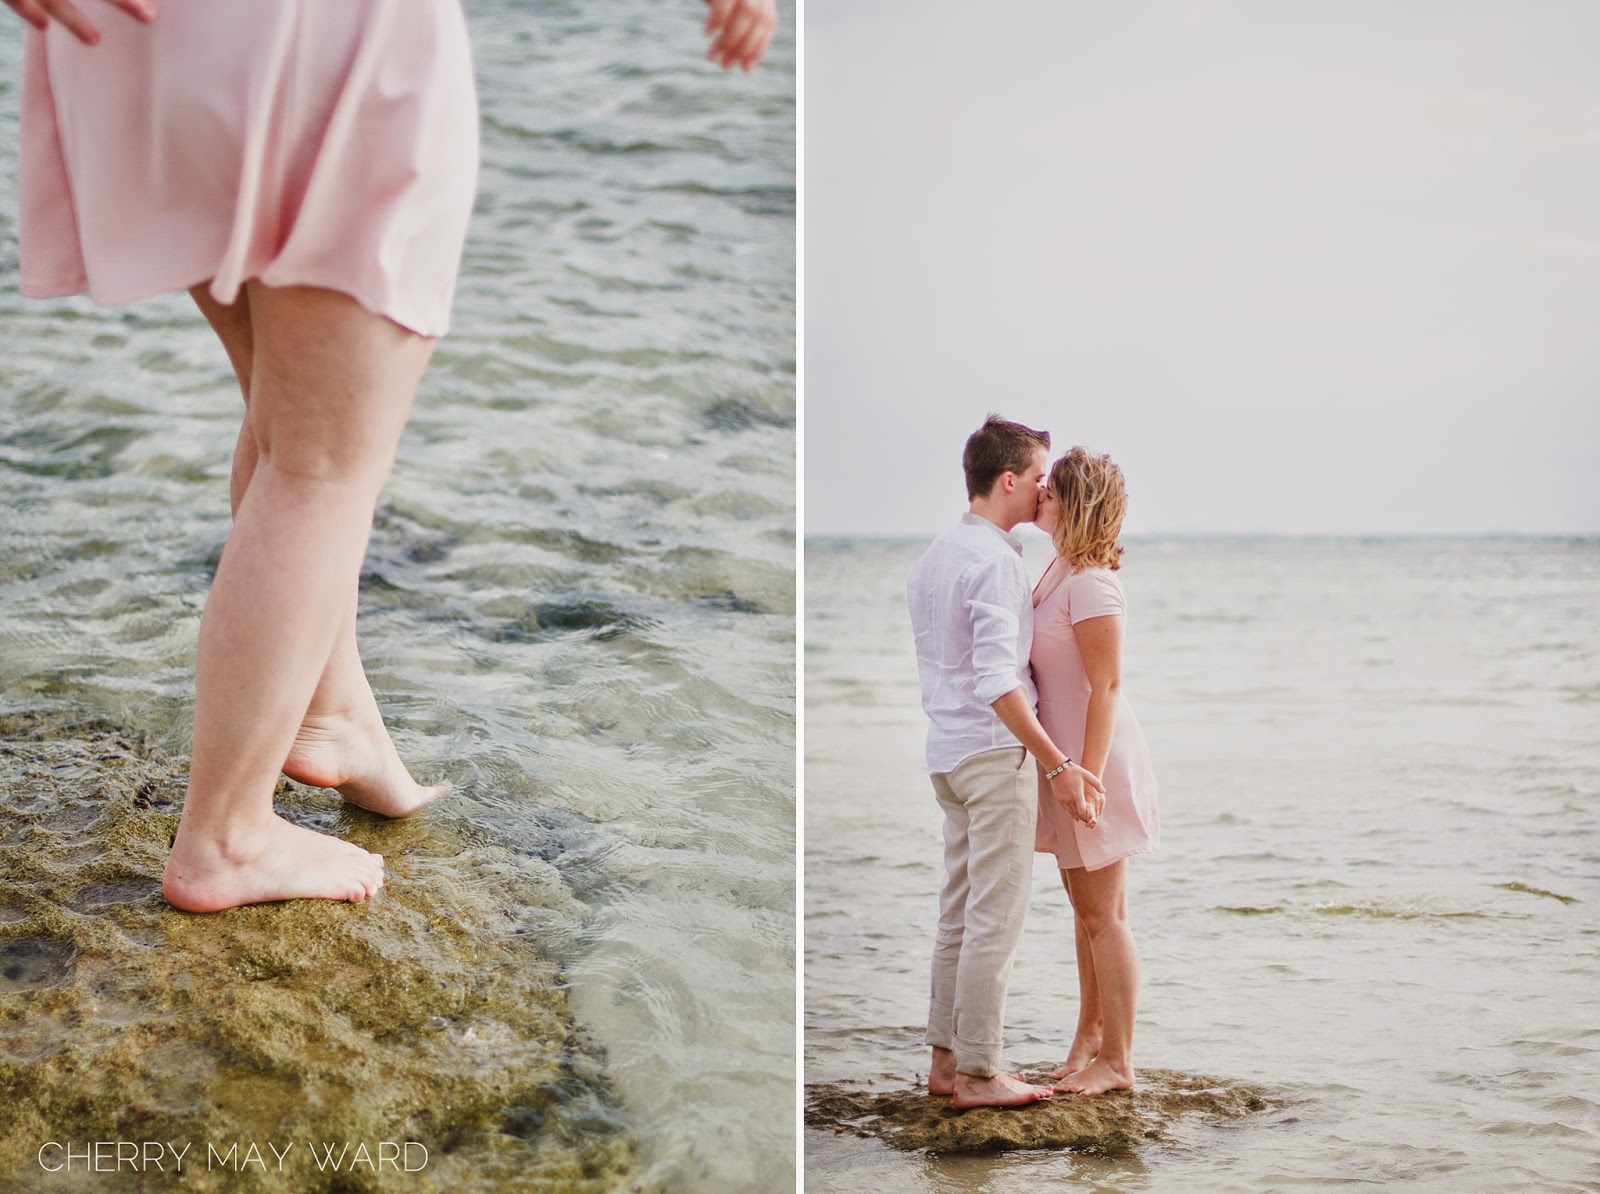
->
<box><xmin>968</xmin><ymin>500</ymin><xmax>1017</xmax><ymax>534</ymax></box>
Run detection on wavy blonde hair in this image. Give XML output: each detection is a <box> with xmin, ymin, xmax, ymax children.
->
<box><xmin>1049</xmin><ymin>447</ymin><xmax>1127</xmax><ymax>571</ymax></box>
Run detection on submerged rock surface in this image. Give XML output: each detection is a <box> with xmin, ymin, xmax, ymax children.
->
<box><xmin>805</xmin><ymin>1066</ymin><xmax>1273</xmax><ymax>1154</ymax></box>
<box><xmin>0</xmin><ymin>710</ymin><xmax>641</xmax><ymax>1193</ymax></box>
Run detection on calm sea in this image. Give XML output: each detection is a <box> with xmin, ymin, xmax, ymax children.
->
<box><xmin>806</xmin><ymin>534</ymin><xmax>1600</xmax><ymax>1192</ymax></box>
<box><xmin>0</xmin><ymin>2</ymin><xmax>794</xmax><ymax>1190</ymax></box>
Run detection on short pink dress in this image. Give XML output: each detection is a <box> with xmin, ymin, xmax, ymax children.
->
<box><xmin>18</xmin><ymin>0</ymin><xmax>479</xmax><ymax>338</ymax></box>
<box><xmin>1032</xmin><ymin>560</ymin><xmax>1159</xmax><ymax>871</ymax></box>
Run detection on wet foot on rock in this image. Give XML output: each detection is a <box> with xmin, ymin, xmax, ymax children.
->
<box><xmin>1053</xmin><ymin>1058</ymin><xmax>1135</xmax><ymax>1096</ymax></box>
<box><xmin>927</xmin><ymin>1049</ymin><xmax>1032</xmax><ymax>1097</ymax></box>
<box><xmin>950</xmin><ymin>1072</ymin><xmax>1053</xmax><ymax>1109</ymax></box>
<box><xmin>162</xmin><ymin>814</ymin><xmax>385</xmax><ymax>912</ymax></box>
<box><xmin>1048</xmin><ymin>1039</ymin><xmax>1100</xmax><ymax>1081</ymax></box>
<box><xmin>927</xmin><ymin>1071</ymin><xmax>1029</xmax><ymax>1096</ymax></box>
<box><xmin>283</xmin><ymin>710</ymin><xmax>450</xmax><ymax>818</ymax></box>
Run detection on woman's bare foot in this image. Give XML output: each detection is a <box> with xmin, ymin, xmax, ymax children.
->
<box><xmin>951</xmin><ymin>1072</ymin><xmax>1054</xmax><ymax>1109</ymax></box>
<box><xmin>162</xmin><ymin>813</ymin><xmax>385</xmax><ymax>913</ymax></box>
<box><xmin>1053</xmin><ymin>1058</ymin><xmax>1135</xmax><ymax>1096</ymax></box>
<box><xmin>283</xmin><ymin>706</ymin><xmax>450</xmax><ymax>817</ymax></box>
<box><xmin>1048</xmin><ymin>1036</ymin><xmax>1101</xmax><ymax>1081</ymax></box>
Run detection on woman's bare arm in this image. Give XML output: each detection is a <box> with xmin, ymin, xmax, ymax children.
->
<box><xmin>1073</xmin><ymin>614</ymin><xmax>1124</xmax><ymax>780</ymax></box>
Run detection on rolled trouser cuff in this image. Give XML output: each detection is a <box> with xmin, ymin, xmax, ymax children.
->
<box><xmin>953</xmin><ymin>1034</ymin><xmax>1003</xmax><ymax>1078</ymax></box>
<box><xmin>925</xmin><ymin>997</ymin><xmax>955</xmax><ymax>1052</ymax></box>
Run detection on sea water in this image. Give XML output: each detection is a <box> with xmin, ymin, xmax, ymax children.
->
<box><xmin>806</xmin><ymin>534</ymin><xmax>1600</xmax><ymax>1192</ymax></box>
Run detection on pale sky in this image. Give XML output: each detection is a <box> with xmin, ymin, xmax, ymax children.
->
<box><xmin>804</xmin><ymin>0</ymin><xmax>1600</xmax><ymax>536</ymax></box>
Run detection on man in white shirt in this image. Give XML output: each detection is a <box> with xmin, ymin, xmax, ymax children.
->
<box><xmin>906</xmin><ymin>415</ymin><xmax>1105</xmax><ymax>1109</ymax></box>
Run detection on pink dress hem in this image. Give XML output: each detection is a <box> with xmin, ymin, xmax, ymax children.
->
<box><xmin>17</xmin><ymin>0</ymin><xmax>477</xmax><ymax>340</ymax></box>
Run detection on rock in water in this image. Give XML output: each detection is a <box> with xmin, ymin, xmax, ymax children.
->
<box><xmin>0</xmin><ymin>710</ymin><xmax>639</xmax><ymax>1193</ymax></box>
<box><xmin>805</xmin><ymin>1066</ymin><xmax>1274</xmax><ymax>1154</ymax></box>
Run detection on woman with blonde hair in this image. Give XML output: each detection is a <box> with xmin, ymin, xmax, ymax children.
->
<box><xmin>1030</xmin><ymin>446</ymin><xmax>1159</xmax><ymax>1094</ymax></box>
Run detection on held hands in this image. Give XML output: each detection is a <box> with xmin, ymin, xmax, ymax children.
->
<box><xmin>703</xmin><ymin>0</ymin><xmax>776</xmax><ymax>71</ymax></box>
<box><xmin>5</xmin><ymin>0</ymin><xmax>154</xmax><ymax>45</ymax></box>
<box><xmin>1049</xmin><ymin>762</ymin><xmax>1105</xmax><ymax>829</ymax></box>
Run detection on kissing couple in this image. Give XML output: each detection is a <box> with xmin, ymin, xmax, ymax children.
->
<box><xmin>906</xmin><ymin>415</ymin><xmax>1160</xmax><ymax>1108</ymax></box>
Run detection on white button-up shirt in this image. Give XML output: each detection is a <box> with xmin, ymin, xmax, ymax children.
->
<box><xmin>906</xmin><ymin>513</ymin><xmax>1036</xmax><ymax>775</ymax></box>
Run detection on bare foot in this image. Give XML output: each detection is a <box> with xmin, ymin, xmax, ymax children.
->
<box><xmin>1048</xmin><ymin>1037</ymin><xmax>1101</xmax><ymax>1081</ymax></box>
<box><xmin>927</xmin><ymin>1047</ymin><xmax>1037</xmax><ymax>1097</ymax></box>
<box><xmin>162</xmin><ymin>813</ymin><xmax>386</xmax><ymax>912</ymax></box>
<box><xmin>1053</xmin><ymin>1058</ymin><xmax>1135</xmax><ymax>1096</ymax></box>
<box><xmin>951</xmin><ymin>1072</ymin><xmax>1054</xmax><ymax>1110</ymax></box>
<box><xmin>928</xmin><ymin>1071</ymin><xmax>1030</xmax><ymax>1096</ymax></box>
<box><xmin>928</xmin><ymin>1045</ymin><xmax>959</xmax><ymax>1095</ymax></box>
<box><xmin>283</xmin><ymin>706</ymin><xmax>450</xmax><ymax>817</ymax></box>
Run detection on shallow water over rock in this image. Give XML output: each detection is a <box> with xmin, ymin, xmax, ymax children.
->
<box><xmin>0</xmin><ymin>935</ymin><xmax>76</xmax><ymax>993</ymax></box>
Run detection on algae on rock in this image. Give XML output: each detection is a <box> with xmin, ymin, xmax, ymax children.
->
<box><xmin>0</xmin><ymin>710</ymin><xmax>646</xmax><ymax>1193</ymax></box>
<box><xmin>805</xmin><ymin>1066</ymin><xmax>1274</xmax><ymax>1154</ymax></box>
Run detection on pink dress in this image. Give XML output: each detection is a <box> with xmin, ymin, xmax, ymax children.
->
<box><xmin>17</xmin><ymin>0</ymin><xmax>478</xmax><ymax>338</ymax></box>
<box><xmin>1032</xmin><ymin>560</ymin><xmax>1159</xmax><ymax>871</ymax></box>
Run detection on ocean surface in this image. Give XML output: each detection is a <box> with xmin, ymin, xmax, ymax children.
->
<box><xmin>806</xmin><ymin>535</ymin><xmax>1600</xmax><ymax>1192</ymax></box>
<box><xmin>0</xmin><ymin>3</ymin><xmax>794</xmax><ymax>1190</ymax></box>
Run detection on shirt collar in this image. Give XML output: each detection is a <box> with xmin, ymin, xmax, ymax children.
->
<box><xmin>960</xmin><ymin>512</ymin><xmax>1024</xmax><ymax>556</ymax></box>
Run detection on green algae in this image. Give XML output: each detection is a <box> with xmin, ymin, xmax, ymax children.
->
<box><xmin>1495</xmin><ymin>882</ymin><xmax>1578</xmax><ymax>905</ymax></box>
<box><xmin>1310</xmin><ymin>903</ymin><xmax>1517</xmax><ymax>921</ymax></box>
<box><xmin>0</xmin><ymin>709</ymin><xmax>648</xmax><ymax>1193</ymax></box>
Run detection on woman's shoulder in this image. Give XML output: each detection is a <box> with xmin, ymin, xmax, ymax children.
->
<box><xmin>1067</xmin><ymin>563</ymin><xmax>1123</xmax><ymax>587</ymax></box>
<box><xmin>1065</xmin><ymin>564</ymin><xmax>1126</xmax><ymax>619</ymax></box>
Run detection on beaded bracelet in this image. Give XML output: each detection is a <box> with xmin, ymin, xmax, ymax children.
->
<box><xmin>1043</xmin><ymin>757</ymin><xmax>1073</xmax><ymax>780</ymax></box>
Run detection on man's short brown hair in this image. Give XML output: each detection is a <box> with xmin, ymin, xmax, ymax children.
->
<box><xmin>963</xmin><ymin>414</ymin><xmax>1051</xmax><ymax>500</ymax></box>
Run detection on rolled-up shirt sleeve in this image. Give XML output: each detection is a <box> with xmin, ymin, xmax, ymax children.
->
<box><xmin>964</xmin><ymin>554</ymin><xmax>1029</xmax><ymax>706</ymax></box>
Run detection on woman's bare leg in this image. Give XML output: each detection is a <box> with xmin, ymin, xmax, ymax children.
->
<box><xmin>163</xmin><ymin>283</ymin><xmax>436</xmax><ymax>912</ymax></box>
<box><xmin>1055</xmin><ymin>860</ymin><xmax>1138</xmax><ymax>1094</ymax></box>
<box><xmin>1049</xmin><ymin>869</ymin><xmax>1104</xmax><ymax>1080</ymax></box>
<box><xmin>187</xmin><ymin>285</ymin><xmax>449</xmax><ymax>819</ymax></box>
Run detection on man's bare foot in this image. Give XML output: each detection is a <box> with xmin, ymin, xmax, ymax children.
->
<box><xmin>283</xmin><ymin>706</ymin><xmax>450</xmax><ymax>818</ymax></box>
<box><xmin>927</xmin><ymin>1046</ymin><xmax>1036</xmax><ymax>1097</ymax></box>
<box><xmin>162</xmin><ymin>813</ymin><xmax>385</xmax><ymax>913</ymax></box>
<box><xmin>928</xmin><ymin>1071</ymin><xmax>1030</xmax><ymax>1096</ymax></box>
<box><xmin>951</xmin><ymin>1072</ymin><xmax>1054</xmax><ymax>1110</ymax></box>
<box><xmin>1053</xmin><ymin>1058</ymin><xmax>1135</xmax><ymax>1096</ymax></box>
<box><xmin>1048</xmin><ymin>1037</ymin><xmax>1101</xmax><ymax>1081</ymax></box>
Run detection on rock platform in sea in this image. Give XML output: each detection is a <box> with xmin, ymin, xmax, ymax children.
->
<box><xmin>0</xmin><ymin>709</ymin><xmax>638</xmax><ymax>1194</ymax></box>
<box><xmin>805</xmin><ymin>1066</ymin><xmax>1274</xmax><ymax>1154</ymax></box>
